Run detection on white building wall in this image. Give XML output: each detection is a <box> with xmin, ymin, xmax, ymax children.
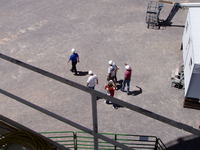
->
<box><xmin>182</xmin><ymin>8</ymin><xmax>200</xmax><ymax>97</ymax></box>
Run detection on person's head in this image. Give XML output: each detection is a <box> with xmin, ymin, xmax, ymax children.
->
<box><xmin>71</xmin><ymin>48</ymin><xmax>76</xmax><ymax>53</ymax></box>
<box><xmin>88</xmin><ymin>70</ymin><xmax>93</xmax><ymax>75</ymax></box>
<box><xmin>108</xmin><ymin>80</ymin><xmax>114</xmax><ymax>87</ymax></box>
<box><xmin>108</xmin><ymin>60</ymin><xmax>113</xmax><ymax>66</ymax></box>
<box><xmin>125</xmin><ymin>65</ymin><xmax>131</xmax><ymax>70</ymax></box>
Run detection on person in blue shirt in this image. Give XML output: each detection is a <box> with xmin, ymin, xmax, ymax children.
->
<box><xmin>68</xmin><ymin>48</ymin><xmax>79</xmax><ymax>75</ymax></box>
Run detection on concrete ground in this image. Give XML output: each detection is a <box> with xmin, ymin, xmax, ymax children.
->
<box><xmin>1</xmin><ymin>0</ymin><xmax>200</xmax><ymax>146</ymax></box>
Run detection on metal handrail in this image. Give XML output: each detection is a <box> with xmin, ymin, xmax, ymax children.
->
<box><xmin>41</xmin><ymin>131</ymin><xmax>165</xmax><ymax>150</ymax></box>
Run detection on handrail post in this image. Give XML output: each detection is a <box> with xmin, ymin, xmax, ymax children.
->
<box><xmin>91</xmin><ymin>93</ymin><xmax>99</xmax><ymax>150</ymax></box>
<box><xmin>73</xmin><ymin>132</ymin><xmax>77</xmax><ymax>150</ymax></box>
<box><xmin>114</xmin><ymin>134</ymin><xmax>117</xmax><ymax>150</ymax></box>
<box><xmin>154</xmin><ymin>138</ymin><xmax>159</xmax><ymax>150</ymax></box>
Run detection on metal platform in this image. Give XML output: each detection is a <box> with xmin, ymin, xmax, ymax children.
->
<box><xmin>146</xmin><ymin>1</ymin><xmax>164</xmax><ymax>29</ymax></box>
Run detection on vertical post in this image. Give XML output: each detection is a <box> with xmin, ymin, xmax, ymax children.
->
<box><xmin>91</xmin><ymin>93</ymin><xmax>99</xmax><ymax>150</ymax></box>
<box><xmin>114</xmin><ymin>134</ymin><xmax>117</xmax><ymax>150</ymax></box>
<box><xmin>154</xmin><ymin>138</ymin><xmax>158</xmax><ymax>150</ymax></box>
<box><xmin>73</xmin><ymin>132</ymin><xmax>77</xmax><ymax>150</ymax></box>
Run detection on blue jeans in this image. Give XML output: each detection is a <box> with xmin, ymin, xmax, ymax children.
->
<box><xmin>121</xmin><ymin>80</ymin><xmax>130</xmax><ymax>93</ymax></box>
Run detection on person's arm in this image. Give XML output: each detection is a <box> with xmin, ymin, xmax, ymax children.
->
<box><xmin>116</xmin><ymin>65</ymin><xmax>119</xmax><ymax>70</ymax></box>
<box><xmin>104</xmin><ymin>85</ymin><xmax>108</xmax><ymax>90</ymax></box>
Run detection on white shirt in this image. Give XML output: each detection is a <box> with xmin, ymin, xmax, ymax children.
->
<box><xmin>87</xmin><ymin>75</ymin><xmax>98</xmax><ymax>87</ymax></box>
<box><xmin>108</xmin><ymin>66</ymin><xmax>115</xmax><ymax>77</ymax></box>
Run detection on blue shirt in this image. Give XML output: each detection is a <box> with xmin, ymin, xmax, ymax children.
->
<box><xmin>69</xmin><ymin>53</ymin><xmax>79</xmax><ymax>62</ymax></box>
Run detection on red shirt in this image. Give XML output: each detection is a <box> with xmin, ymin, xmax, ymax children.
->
<box><xmin>124</xmin><ymin>70</ymin><xmax>132</xmax><ymax>80</ymax></box>
<box><xmin>105</xmin><ymin>85</ymin><xmax>115</xmax><ymax>97</ymax></box>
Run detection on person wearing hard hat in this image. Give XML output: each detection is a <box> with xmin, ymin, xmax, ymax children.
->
<box><xmin>121</xmin><ymin>64</ymin><xmax>132</xmax><ymax>95</ymax></box>
<box><xmin>107</xmin><ymin>60</ymin><xmax>116</xmax><ymax>83</ymax></box>
<box><xmin>87</xmin><ymin>70</ymin><xmax>98</xmax><ymax>89</ymax></box>
<box><xmin>104</xmin><ymin>80</ymin><xmax>120</xmax><ymax>109</ymax></box>
<box><xmin>68</xmin><ymin>48</ymin><xmax>79</xmax><ymax>75</ymax></box>
<box><xmin>112</xmin><ymin>61</ymin><xmax>119</xmax><ymax>83</ymax></box>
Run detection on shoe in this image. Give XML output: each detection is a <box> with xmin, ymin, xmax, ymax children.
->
<box><xmin>104</xmin><ymin>100</ymin><xmax>110</xmax><ymax>104</ymax></box>
<box><xmin>70</xmin><ymin>69</ymin><xmax>74</xmax><ymax>72</ymax></box>
<box><xmin>121</xmin><ymin>89</ymin><xmax>125</xmax><ymax>92</ymax></box>
<box><xmin>96</xmin><ymin>97</ymin><xmax>101</xmax><ymax>100</ymax></box>
<box><xmin>112</xmin><ymin>106</ymin><xmax>118</xmax><ymax>109</ymax></box>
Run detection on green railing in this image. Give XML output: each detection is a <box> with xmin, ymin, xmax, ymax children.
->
<box><xmin>41</xmin><ymin>131</ymin><xmax>166</xmax><ymax>150</ymax></box>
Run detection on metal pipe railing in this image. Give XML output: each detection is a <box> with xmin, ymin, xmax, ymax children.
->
<box><xmin>179</xmin><ymin>3</ymin><xmax>200</xmax><ymax>8</ymax></box>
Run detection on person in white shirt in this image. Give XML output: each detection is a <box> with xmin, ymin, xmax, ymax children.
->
<box><xmin>107</xmin><ymin>60</ymin><xmax>115</xmax><ymax>82</ymax></box>
<box><xmin>107</xmin><ymin>60</ymin><xmax>119</xmax><ymax>88</ymax></box>
<box><xmin>112</xmin><ymin>62</ymin><xmax>119</xmax><ymax>83</ymax></box>
<box><xmin>87</xmin><ymin>70</ymin><xmax>98</xmax><ymax>89</ymax></box>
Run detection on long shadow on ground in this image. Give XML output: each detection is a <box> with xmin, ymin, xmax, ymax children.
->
<box><xmin>128</xmin><ymin>86</ymin><xmax>142</xmax><ymax>96</ymax></box>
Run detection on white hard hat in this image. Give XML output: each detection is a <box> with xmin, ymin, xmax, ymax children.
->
<box><xmin>125</xmin><ymin>65</ymin><xmax>131</xmax><ymax>70</ymax></box>
<box><xmin>88</xmin><ymin>70</ymin><xmax>93</xmax><ymax>75</ymax></box>
<box><xmin>108</xmin><ymin>80</ymin><xmax>114</xmax><ymax>86</ymax></box>
<box><xmin>71</xmin><ymin>48</ymin><xmax>76</xmax><ymax>53</ymax></box>
<box><xmin>108</xmin><ymin>60</ymin><xmax>113</xmax><ymax>65</ymax></box>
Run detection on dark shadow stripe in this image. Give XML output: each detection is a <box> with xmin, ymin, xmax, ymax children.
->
<box><xmin>0</xmin><ymin>89</ymin><xmax>133</xmax><ymax>150</ymax></box>
<box><xmin>1</xmin><ymin>53</ymin><xmax>200</xmax><ymax>136</ymax></box>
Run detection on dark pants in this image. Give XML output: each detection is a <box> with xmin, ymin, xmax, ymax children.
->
<box><xmin>121</xmin><ymin>79</ymin><xmax>130</xmax><ymax>93</ymax></box>
<box><xmin>114</xmin><ymin>75</ymin><xmax>117</xmax><ymax>83</ymax></box>
<box><xmin>88</xmin><ymin>86</ymin><xmax>95</xmax><ymax>89</ymax></box>
<box><xmin>71</xmin><ymin>61</ymin><xmax>77</xmax><ymax>74</ymax></box>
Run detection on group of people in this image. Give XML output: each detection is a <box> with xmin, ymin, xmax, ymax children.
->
<box><xmin>68</xmin><ymin>48</ymin><xmax>132</xmax><ymax>109</ymax></box>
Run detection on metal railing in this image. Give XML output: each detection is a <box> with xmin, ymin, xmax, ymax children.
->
<box><xmin>41</xmin><ymin>131</ymin><xmax>166</xmax><ymax>150</ymax></box>
<box><xmin>1</xmin><ymin>53</ymin><xmax>200</xmax><ymax>150</ymax></box>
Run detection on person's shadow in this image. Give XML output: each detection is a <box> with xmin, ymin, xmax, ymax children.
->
<box><xmin>74</xmin><ymin>71</ymin><xmax>88</xmax><ymax>76</ymax></box>
<box><xmin>128</xmin><ymin>86</ymin><xmax>142</xmax><ymax>96</ymax></box>
<box><xmin>116</xmin><ymin>80</ymin><xmax>123</xmax><ymax>90</ymax></box>
<box><xmin>104</xmin><ymin>100</ymin><xmax>124</xmax><ymax>108</ymax></box>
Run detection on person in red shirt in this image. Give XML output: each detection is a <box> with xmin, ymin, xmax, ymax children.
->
<box><xmin>104</xmin><ymin>80</ymin><xmax>119</xmax><ymax>109</ymax></box>
<box><xmin>121</xmin><ymin>64</ymin><xmax>132</xmax><ymax>95</ymax></box>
